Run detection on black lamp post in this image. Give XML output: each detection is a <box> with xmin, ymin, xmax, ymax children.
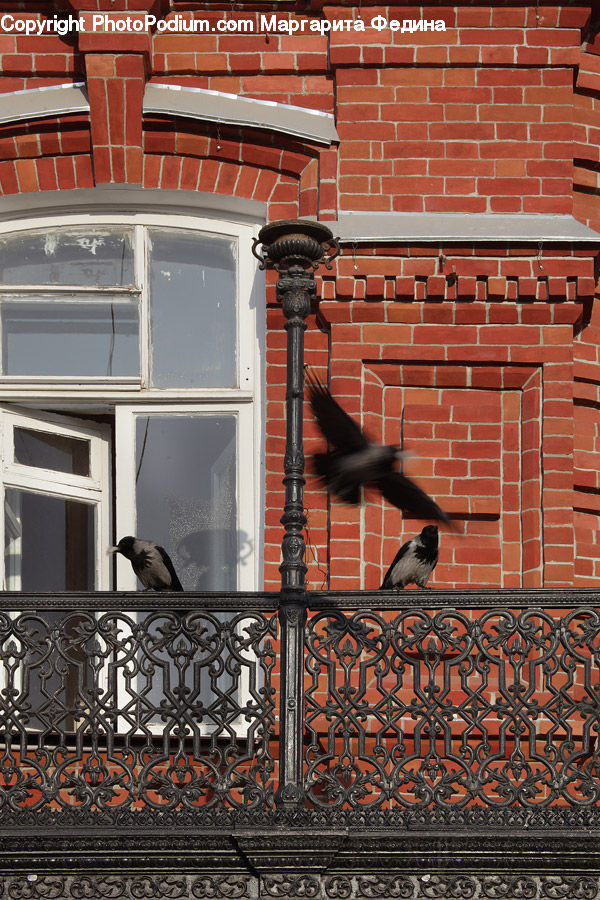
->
<box><xmin>253</xmin><ymin>219</ymin><xmax>338</xmax><ymax>808</ymax></box>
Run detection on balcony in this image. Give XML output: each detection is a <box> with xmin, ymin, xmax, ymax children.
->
<box><xmin>1</xmin><ymin>589</ymin><xmax>599</xmax><ymax>898</ymax></box>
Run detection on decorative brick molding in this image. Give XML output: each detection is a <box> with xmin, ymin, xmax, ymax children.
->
<box><xmin>294</xmin><ymin>298</ymin><xmax>580</xmax><ymax>592</ymax></box>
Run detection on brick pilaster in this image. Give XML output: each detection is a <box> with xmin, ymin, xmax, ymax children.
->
<box><xmin>77</xmin><ymin>10</ymin><xmax>152</xmax><ymax>184</ymax></box>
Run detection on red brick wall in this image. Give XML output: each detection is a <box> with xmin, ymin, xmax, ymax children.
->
<box><xmin>0</xmin><ymin>1</ymin><xmax>599</xmax><ymax>591</ymax></box>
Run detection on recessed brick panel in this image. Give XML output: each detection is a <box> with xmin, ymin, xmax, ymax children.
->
<box><xmin>307</xmin><ymin>302</ymin><xmax>576</xmax><ymax>591</ymax></box>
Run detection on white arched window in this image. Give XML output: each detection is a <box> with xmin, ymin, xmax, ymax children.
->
<box><xmin>0</xmin><ymin>203</ymin><xmax>264</xmax><ymax>593</ymax></box>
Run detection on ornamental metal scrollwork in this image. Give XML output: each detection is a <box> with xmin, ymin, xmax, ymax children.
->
<box><xmin>356</xmin><ymin>876</ymin><xmax>415</xmax><ymax>898</ymax></box>
<box><xmin>0</xmin><ymin>604</ymin><xmax>277</xmax><ymax>826</ymax></box>
<box><xmin>261</xmin><ymin>875</ymin><xmax>320</xmax><ymax>898</ymax></box>
<box><xmin>323</xmin><ymin>877</ymin><xmax>353</xmax><ymax>899</ymax></box>
<box><xmin>70</xmin><ymin>876</ymin><xmax>128</xmax><ymax>899</ymax></box>
<box><xmin>1</xmin><ymin>876</ymin><xmax>257</xmax><ymax>900</ymax></box>
<box><xmin>303</xmin><ymin>605</ymin><xmax>600</xmax><ymax>822</ymax></box>
<box><xmin>277</xmin><ymin>274</ymin><xmax>315</xmax><ymax>320</ymax></box>
<box><xmin>5</xmin><ymin>877</ymin><xmax>67</xmax><ymax>899</ymax></box>
<box><xmin>3</xmin><ymin>595</ymin><xmax>600</xmax><ymax>834</ymax></box>
<box><xmin>129</xmin><ymin>876</ymin><xmax>188</xmax><ymax>898</ymax></box>
<box><xmin>418</xmin><ymin>877</ymin><xmax>477</xmax><ymax>899</ymax></box>
<box><xmin>252</xmin><ymin>224</ymin><xmax>339</xmax><ymax>274</ymax></box>
<box><xmin>191</xmin><ymin>876</ymin><xmax>253</xmax><ymax>899</ymax></box>
<box><xmin>481</xmin><ymin>876</ymin><xmax>538</xmax><ymax>899</ymax></box>
<box><xmin>540</xmin><ymin>878</ymin><xmax>600</xmax><ymax>900</ymax></box>
<box><xmin>281</xmin><ymin>536</ymin><xmax>304</xmax><ymax>563</ymax></box>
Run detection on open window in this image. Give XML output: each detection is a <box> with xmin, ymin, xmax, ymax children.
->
<box><xmin>0</xmin><ymin>210</ymin><xmax>264</xmax><ymax>592</ymax></box>
<box><xmin>0</xmin><ymin>405</ymin><xmax>110</xmax><ymax>591</ymax></box>
<box><xmin>0</xmin><ymin>205</ymin><xmax>266</xmax><ymax>754</ymax></box>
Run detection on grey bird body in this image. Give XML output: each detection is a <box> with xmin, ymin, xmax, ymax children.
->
<box><xmin>307</xmin><ymin>371</ymin><xmax>449</xmax><ymax>522</ymax></box>
<box><xmin>322</xmin><ymin>445</ymin><xmax>398</xmax><ymax>503</ymax></box>
<box><xmin>380</xmin><ymin>525</ymin><xmax>439</xmax><ymax>590</ymax></box>
<box><xmin>109</xmin><ymin>536</ymin><xmax>184</xmax><ymax>591</ymax></box>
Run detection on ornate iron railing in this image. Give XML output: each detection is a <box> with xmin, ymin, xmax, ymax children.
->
<box><xmin>0</xmin><ymin>590</ymin><xmax>599</xmax><ymax>831</ymax></box>
<box><xmin>0</xmin><ymin>593</ymin><xmax>278</xmax><ymax>827</ymax></box>
<box><xmin>304</xmin><ymin>591</ymin><xmax>600</xmax><ymax>828</ymax></box>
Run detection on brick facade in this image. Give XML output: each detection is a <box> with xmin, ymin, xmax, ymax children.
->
<box><xmin>1</xmin><ymin>1</ymin><xmax>599</xmax><ymax>592</ymax></box>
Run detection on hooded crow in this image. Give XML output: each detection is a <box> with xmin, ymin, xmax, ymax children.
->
<box><xmin>109</xmin><ymin>536</ymin><xmax>184</xmax><ymax>591</ymax></box>
<box><xmin>380</xmin><ymin>525</ymin><xmax>439</xmax><ymax>590</ymax></box>
<box><xmin>306</xmin><ymin>371</ymin><xmax>449</xmax><ymax>522</ymax></box>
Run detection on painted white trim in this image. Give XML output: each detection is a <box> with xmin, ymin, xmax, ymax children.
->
<box><xmin>136</xmin><ymin>224</ymin><xmax>150</xmax><ymax>390</ymax></box>
<box><xmin>0</xmin><ymin>187</ymin><xmax>266</xmax><ymax>225</ymax></box>
<box><xmin>144</xmin><ymin>82</ymin><xmax>338</xmax><ymax>145</ymax></box>
<box><xmin>332</xmin><ymin>212</ymin><xmax>600</xmax><ymax>243</ymax></box>
<box><xmin>0</xmin><ymin>404</ymin><xmax>111</xmax><ymax>591</ymax></box>
<box><xmin>0</xmin><ymin>211</ymin><xmax>262</xmax><ymax>391</ymax></box>
<box><xmin>0</xmin><ymin>387</ymin><xmax>254</xmax><ymax>399</ymax></box>
<box><xmin>0</xmin><ymin>80</ymin><xmax>337</xmax><ymax>146</ymax></box>
<box><xmin>0</xmin><ymin>200</ymin><xmax>265</xmax><ymax>591</ymax></box>
<box><xmin>115</xmin><ymin>403</ymin><xmax>257</xmax><ymax>592</ymax></box>
<box><xmin>0</xmin><ymin>82</ymin><xmax>89</xmax><ymax>125</ymax></box>
<box><xmin>2</xmin><ymin>405</ymin><xmax>106</xmax><ymax>491</ymax></box>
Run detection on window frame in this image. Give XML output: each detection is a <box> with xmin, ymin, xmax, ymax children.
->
<box><xmin>0</xmin><ymin>213</ymin><xmax>260</xmax><ymax>394</ymax></box>
<box><xmin>0</xmin><ymin>404</ymin><xmax>111</xmax><ymax>591</ymax></box>
<box><xmin>0</xmin><ymin>208</ymin><xmax>265</xmax><ymax>592</ymax></box>
<box><xmin>114</xmin><ymin>402</ymin><xmax>258</xmax><ymax>591</ymax></box>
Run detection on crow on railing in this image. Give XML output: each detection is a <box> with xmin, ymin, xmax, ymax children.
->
<box><xmin>109</xmin><ymin>536</ymin><xmax>184</xmax><ymax>591</ymax></box>
<box><xmin>380</xmin><ymin>524</ymin><xmax>439</xmax><ymax>590</ymax></box>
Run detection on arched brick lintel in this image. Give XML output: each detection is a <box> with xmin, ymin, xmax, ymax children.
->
<box><xmin>0</xmin><ymin>95</ymin><xmax>336</xmax><ymax>219</ymax></box>
<box><xmin>0</xmin><ymin>150</ymin><xmax>318</xmax><ymax>222</ymax></box>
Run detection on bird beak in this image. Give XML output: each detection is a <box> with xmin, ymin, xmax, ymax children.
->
<box><xmin>107</xmin><ymin>546</ymin><xmax>119</xmax><ymax>555</ymax></box>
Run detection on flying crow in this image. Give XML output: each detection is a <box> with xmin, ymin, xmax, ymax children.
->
<box><xmin>109</xmin><ymin>536</ymin><xmax>184</xmax><ymax>591</ymax></box>
<box><xmin>306</xmin><ymin>371</ymin><xmax>449</xmax><ymax>522</ymax></box>
<box><xmin>380</xmin><ymin>525</ymin><xmax>439</xmax><ymax>590</ymax></box>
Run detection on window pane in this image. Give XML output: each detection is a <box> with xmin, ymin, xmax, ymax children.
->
<box><xmin>4</xmin><ymin>488</ymin><xmax>95</xmax><ymax>591</ymax></box>
<box><xmin>149</xmin><ymin>230</ymin><xmax>237</xmax><ymax>388</ymax></box>
<box><xmin>14</xmin><ymin>428</ymin><xmax>90</xmax><ymax>476</ymax></box>
<box><xmin>0</xmin><ymin>228</ymin><xmax>135</xmax><ymax>286</ymax></box>
<box><xmin>135</xmin><ymin>416</ymin><xmax>238</xmax><ymax>590</ymax></box>
<box><xmin>2</xmin><ymin>298</ymin><xmax>139</xmax><ymax>376</ymax></box>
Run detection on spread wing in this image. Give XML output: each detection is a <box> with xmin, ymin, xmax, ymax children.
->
<box><xmin>307</xmin><ymin>371</ymin><xmax>368</xmax><ymax>453</ymax></box>
<box><xmin>378</xmin><ymin>472</ymin><xmax>450</xmax><ymax>522</ymax></box>
<box><xmin>156</xmin><ymin>545</ymin><xmax>184</xmax><ymax>591</ymax></box>
<box><xmin>380</xmin><ymin>539</ymin><xmax>411</xmax><ymax>589</ymax></box>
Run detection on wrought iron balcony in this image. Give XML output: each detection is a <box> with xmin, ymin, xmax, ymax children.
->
<box><xmin>1</xmin><ymin>589</ymin><xmax>599</xmax><ymax>844</ymax></box>
<box><xmin>1</xmin><ymin>589</ymin><xmax>600</xmax><ymax>896</ymax></box>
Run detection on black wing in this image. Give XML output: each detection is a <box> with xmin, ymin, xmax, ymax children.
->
<box><xmin>380</xmin><ymin>539</ymin><xmax>411</xmax><ymax>589</ymax></box>
<box><xmin>377</xmin><ymin>472</ymin><xmax>450</xmax><ymax>523</ymax></box>
<box><xmin>156</xmin><ymin>545</ymin><xmax>184</xmax><ymax>591</ymax></box>
<box><xmin>131</xmin><ymin>549</ymin><xmax>152</xmax><ymax>587</ymax></box>
<box><xmin>313</xmin><ymin>450</ymin><xmax>362</xmax><ymax>504</ymax></box>
<box><xmin>307</xmin><ymin>371</ymin><xmax>368</xmax><ymax>453</ymax></box>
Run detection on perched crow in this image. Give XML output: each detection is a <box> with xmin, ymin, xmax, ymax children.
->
<box><xmin>380</xmin><ymin>525</ymin><xmax>439</xmax><ymax>590</ymax></box>
<box><xmin>306</xmin><ymin>371</ymin><xmax>449</xmax><ymax>522</ymax></box>
<box><xmin>109</xmin><ymin>536</ymin><xmax>184</xmax><ymax>591</ymax></box>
